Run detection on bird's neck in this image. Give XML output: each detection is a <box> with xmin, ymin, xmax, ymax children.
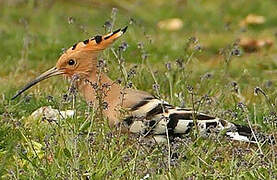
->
<box><xmin>77</xmin><ymin>71</ymin><xmax>123</xmax><ymax>124</ymax></box>
<box><xmin>78</xmin><ymin>71</ymin><xmax>120</xmax><ymax>103</ymax></box>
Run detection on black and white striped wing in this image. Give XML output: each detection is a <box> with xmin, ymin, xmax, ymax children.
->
<box><xmin>123</xmin><ymin>97</ymin><xmax>260</xmax><ymax>143</ymax></box>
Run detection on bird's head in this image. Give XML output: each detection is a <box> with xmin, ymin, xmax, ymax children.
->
<box><xmin>11</xmin><ymin>26</ymin><xmax>127</xmax><ymax>100</ymax></box>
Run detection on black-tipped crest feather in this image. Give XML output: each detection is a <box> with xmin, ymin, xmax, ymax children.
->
<box><xmin>121</xmin><ymin>26</ymin><xmax>128</xmax><ymax>33</ymax></box>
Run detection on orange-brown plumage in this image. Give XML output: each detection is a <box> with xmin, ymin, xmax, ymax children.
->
<box><xmin>12</xmin><ymin>26</ymin><xmax>273</xmax><ymax>143</ymax></box>
<box><xmin>12</xmin><ymin>26</ymin><xmax>153</xmax><ymax>125</ymax></box>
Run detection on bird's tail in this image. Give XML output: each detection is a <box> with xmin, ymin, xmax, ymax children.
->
<box><xmin>225</xmin><ymin>124</ymin><xmax>274</xmax><ymax>144</ymax></box>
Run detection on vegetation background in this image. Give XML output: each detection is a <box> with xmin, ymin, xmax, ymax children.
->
<box><xmin>0</xmin><ymin>0</ymin><xmax>277</xmax><ymax>179</ymax></box>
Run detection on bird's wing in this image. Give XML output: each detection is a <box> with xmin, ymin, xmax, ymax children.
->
<box><xmin>123</xmin><ymin>97</ymin><xmax>269</xmax><ymax>143</ymax></box>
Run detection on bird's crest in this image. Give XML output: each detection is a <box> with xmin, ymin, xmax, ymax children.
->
<box><xmin>65</xmin><ymin>26</ymin><xmax>128</xmax><ymax>54</ymax></box>
<box><xmin>11</xmin><ymin>26</ymin><xmax>128</xmax><ymax>100</ymax></box>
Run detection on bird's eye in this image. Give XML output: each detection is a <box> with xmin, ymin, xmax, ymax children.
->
<box><xmin>68</xmin><ymin>59</ymin><xmax>75</xmax><ymax>66</ymax></box>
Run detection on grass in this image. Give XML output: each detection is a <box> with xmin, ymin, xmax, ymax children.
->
<box><xmin>0</xmin><ymin>0</ymin><xmax>277</xmax><ymax>179</ymax></box>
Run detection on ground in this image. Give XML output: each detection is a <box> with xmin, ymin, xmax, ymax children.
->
<box><xmin>0</xmin><ymin>0</ymin><xmax>277</xmax><ymax>179</ymax></box>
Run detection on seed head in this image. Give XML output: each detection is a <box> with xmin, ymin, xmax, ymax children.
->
<box><xmin>127</xmin><ymin>66</ymin><xmax>137</xmax><ymax>79</ymax></box>
<box><xmin>186</xmin><ymin>85</ymin><xmax>193</xmax><ymax>93</ymax></box>
<box><xmin>102</xmin><ymin>101</ymin><xmax>109</xmax><ymax>110</ymax></box>
<box><xmin>116</xmin><ymin>78</ymin><xmax>122</xmax><ymax>84</ymax></box>
<box><xmin>165</xmin><ymin>62</ymin><xmax>172</xmax><ymax>71</ymax></box>
<box><xmin>104</xmin><ymin>21</ymin><xmax>112</xmax><ymax>31</ymax></box>
<box><xmin>127</xmin><ymin>82</ymin><xmax>133</xmax><ymax>88</ymax></box>
<box><xmin>175</xmin><ymin>58</ymin><xmax>184</xmax><ymax>68</ymax></box>
<box><xmin>68</xmin><ymin>17</ymin><xmax>75</xmax><ymax>24</ymax></box>
<box><xmin>194</xmin><ymin>44</ymin><xmax>202</xmax><ymax>52</ymax></box>
<box><xmin>137</xmin><ymin>42</ymin><xmax>144</xmax><ymax>49</ymax></box>
<box><xmin>97</xmin><ymin>58</ymin><xmax>106</xmax><ymax>69</ymax></box>
<box><xmin>231</xmin><ymin>48</ymin><xmax>241</xmax><ymax>56</ymax></box>
<box><xmin>152</xmin><ymin>83</ymin><xmax>160</xmax><ymax>91</ymax></box>
<box><xmin>141</xmin><ymin>53</ymin><xmax>148</xmax><ymax>61</ymax></box>
<box><xmin>254</xmin><ymin>86</ymin><xmax>266</xmax><ymax>97</ymax></box>
<box><xmin>188</xmin><ymin>36</ymin><xmax>197</xmax><ymax>44</ymax></box>
<box><xmin>119</xmin><ymin>42</ymin><xmax>128</xmax><ymax>52</ymax></box>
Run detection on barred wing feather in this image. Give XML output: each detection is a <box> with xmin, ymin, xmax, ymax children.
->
<box><xmin>124</xmin><ymin>97</ymin><xmax>270</xmax><ymax>143</ymax></box>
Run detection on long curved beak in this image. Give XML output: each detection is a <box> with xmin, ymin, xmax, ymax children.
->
<box><xmin>11</xmin><ymin>67</ymin><xmax>63</xmax><ymax>100</ymax></box>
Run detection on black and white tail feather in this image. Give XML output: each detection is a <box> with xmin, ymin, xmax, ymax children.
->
<box><xmin>123</xmin><ymin>97</ymin><xmax>273</xmax><ymax>144</ymax></box>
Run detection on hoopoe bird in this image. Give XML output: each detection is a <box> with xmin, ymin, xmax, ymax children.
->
<box><xmin>12</xmin><ymin>26</ymin><xmax>271</xmax><ymax>143</ymax></box>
